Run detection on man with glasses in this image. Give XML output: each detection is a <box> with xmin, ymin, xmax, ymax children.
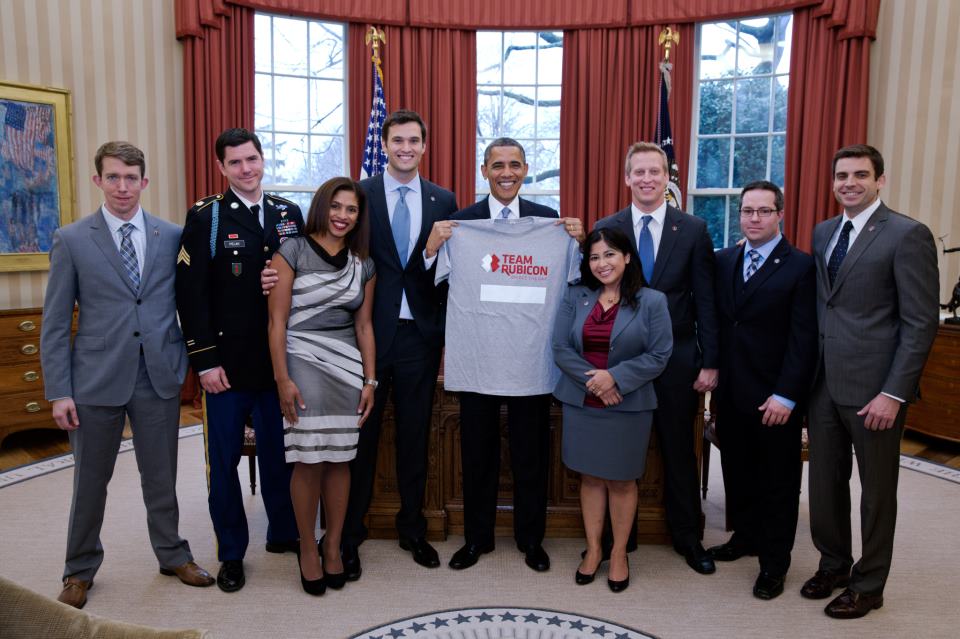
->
<box><xmin>707</xmin><ymin>180</ymin><xmax>816</xmax><ymax>600</ymax></box>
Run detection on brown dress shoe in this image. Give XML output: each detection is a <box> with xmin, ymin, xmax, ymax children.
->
<box><xmin>159</xmin><ymin>561</ymin><xmax>215</xmax><ymax>587</ymax></box>
<box><xmin>57</xmin><ymin>577</ymin><xmax>92</xmax><ymax>609</ymax></box>
<box><xmin>800</xmin><ymin>570</ymin><xmax>850</xmax><ymax>599</ymax></box>
<box><xmin>824</xmin><ymin>588</ymin><xmax>883</xmax><ymax>619</ymax></box>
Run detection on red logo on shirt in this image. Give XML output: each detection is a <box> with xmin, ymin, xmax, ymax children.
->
<box><xmin>480</xmin><ymin>253</ymin><xmax>548</xmax><ymax>279</ymax></box>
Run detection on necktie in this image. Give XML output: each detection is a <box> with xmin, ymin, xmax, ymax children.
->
<box><xmin>744</xmin><ymin>249</ymin><xmax>762</xmax><ymax>281</ymax></box>
<box><xmin>499</xmin><ymin>206</ymin><xmax>511</xmax><ymax>219</ymax></box>
<box><xmin>250</xmin><ymin>203</ymin><xmax>262</xmax><ymax>229</ymax></box>
<box><xmin>392</xmin><ymin>186</ymin><xmax>411</xmax><ymax>266</ymax></box>
<box><xmin>827</xmin><ymin>220</ymin><xmax>854</xmax><ymax>286</ymax></box>
<box><xmin>637</xmin><ymin>215</ymin><xmax>655</xmax><ymax>283</ymax></box>
<box><xmin>118</xmin><ymin>223</ymin><xmax>140</xmax><ymax>290</ymax></box>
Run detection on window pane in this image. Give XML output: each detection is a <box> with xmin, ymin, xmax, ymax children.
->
<box><xmin>308</xmin><ymin>79</ymin><xmax>344</xmax><ymax>134</ymax></box>
<box><xmin>255</xmin><ymin>74</ymin><xmax>272</xmax><ymax>130</ymax></box>
<box><xmin>309</xmin><ymin>135</ymin><xmax>344</xmax><ymax>184</ymax></box>
<box><xmin>501</xmin><ymin>86</ymin><xmax>536</xmax><ymax>138</ymax></box>
<box><xmin>532</xmin><ymin>139</ymin><xmax>560</xmax><ymax>190</ymax></box>
<box><xmin>697</xmin><ymin>137</ymin><xmax>730</xmax><ymax>188</ymax></box>
<box><xmin>773</xmin><ymin>76</ymin><xmax>788</xmax><ymax>132</ymax></box>
<box><xmin>537</xmin><ymin>32</ymin><xmax>564</xmax><ymax>85</ymax></box>
<box><xmin>693</xmin><ymin>195</ymin><xmax>726</xmax><ymax>248</ymax></box>
<box><xmin>699</xmin><ymin>80</ymin><xmax>732</xmax><ymax>135</ymax></box>
<box><xmin>273</xmin><ymin>133</ymin><xmax>308</xmax><ymax>184</ymax></box>
<box><xmin>727</xmin><ymin>195</ymin><xmax>743</xmax><ymax>246</ymax></box>
<box><xmin>736</xmin><ymin>77</ymin><xmax>771</xmax><ymax>134</ymax></box>
<box><xmin>527</xmin><ymin>194</ymin><xmax>560</xmax><ymax>213</ymax></box>
<box><xmin>477</xmin><ymin>32</ymin><xmax>503</xmax><ymax>85</ymax></box>
<box><xmin>255</xmin><ymin>14</ymin><xmax>271</xmax><ymax>72</ymax></box>
<box><xmin>257</xmin><ymin>130</ymin><xmax>275</xmax><ymax>182</ymax></box>
<box><xmin>737</xmin><ymin>18</ymin><xmax>776</xmax><ymax>76</ymax></box>
<box><xmin>273</xmin><ymin>76</ymin><xmax>309</xmax><ymax>133</ymax></box>
<box><xmin>309</xmin><ymin>22</ymin><xmax>343</xmax><ymax>78</ymax></box>
<box><xmin>476</xmin><ymin>90</ymin><xmax>501</xmax><ymax>140</ymax></box>
<box><xmin>269</xmin><ymin>191</ymin><xmax>313</xmax><ymax>214</ymax></box>
<box><xmin>475</xmin><ymin>142</ymin><xmax>487</xmax><ymax>192</ymax></box>
<box><xmin>503</xmin><ymin>32</ymin><xmax>537</xmax><ymax>83</ymax></box>
<box><xmin>775</xmin><ymin>15</ymin><xmax>793</xmax><ymax>75</ymax></box>
<box><xmin>699</xmin><ymin>22</ymin><xmax>737</xmax><ymax>80</ymax></box>
<box><xmin>537</xmin><ymin>85</ymin><xmax>561</xmax><ymax>137</ymax></box>
<box><xmin>771</xmin><ymin>134</ymin><xmax>786</xmax><ymax>187</ymax></box>
<box><xmin>272</xmin><ymin>18</ymin><xmax>307</xmax><ymax>75</ymax></box>
<box><xmin>733</xmin><ymin>136</ymin><xmax>768</xmax><ymax>186</ymax></box>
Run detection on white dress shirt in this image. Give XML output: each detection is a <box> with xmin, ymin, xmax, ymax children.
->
<box><xmin>631</xmin><ymin>200</ymin><xmax>667</xmax><ymax>258</ymax></box>
<box><xmin>101</xmin><ymin>205</ymin><xmax>146</xmax><ymax>278</ymax></box>
<box><xmin>824</xmin><ymin>197</ymin><xmax>882</xmax><ymax>260</ymax></box>
<box><xmin>488</xmin><ymin>194</ymin><xmax>520</xmax><ymax>219</ymax></box>
<box><xmin>383</xmin><ymin>170</ymin><xmax>424</xmax><ymax>321</ymax></box>
<box><xmin>231</xmin><ymin>188</ymin><xmax>265</xmax><ymax>228</ymax></box>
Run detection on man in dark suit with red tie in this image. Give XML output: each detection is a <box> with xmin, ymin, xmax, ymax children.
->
<box><xmin>707</xmin><ymin>180</ymin><xmax>817</xmax><ymax>600</ymax></box>
<box><xmin>594</xmin><ymin>141</ymin><xmax>719</xmax><ymax>575</ymax></box>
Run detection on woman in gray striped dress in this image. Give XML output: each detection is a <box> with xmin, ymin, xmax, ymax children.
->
<box><xmin>267</xmin><ymin>177</ymin><xmax>376</xmax><ymax>595</ymax></box>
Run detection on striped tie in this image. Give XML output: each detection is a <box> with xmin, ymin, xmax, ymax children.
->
<box><xmin>744</xmin><ymin>249</ymin><xmax>762</xmax><ymax>281</ymax></box>
<box><xmin>118</xmin><ymin>223</ymin><xmax>140</xmax><ymax>290</ymax></box>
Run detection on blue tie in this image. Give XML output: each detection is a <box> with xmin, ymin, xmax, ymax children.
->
<box><xmin>745</xmin><ymin>249</ymin><xmax>762</xmax><ymax>281</ymax></box>
<box><xmin>827</xmin><ymin>220</ymin><xmax>854</xmax><ymax>287</ymax></box>
<box><xmin>118</xmin><ymin>223</ymin><xmax>140</xmax><ymax>290</ymax></box>
<box><xmin>392</xmin><ymin>186</ymin><xmax>411</xmax><ymax>266</ymax></box>
<box><xmin>499</xmin><ymin>206</ymin><xmax>511</xmax><ymax>219</ymax></box>
<box><xmin>638</xmin><ymin>215</ymin><xmax>655</xmax><ymax>283</ymax></box>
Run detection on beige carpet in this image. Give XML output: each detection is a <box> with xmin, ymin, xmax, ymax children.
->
<box><xmin>1</xmin><ymin>431</ymin><xmax>957</xmax><ymax>639</ymax></box>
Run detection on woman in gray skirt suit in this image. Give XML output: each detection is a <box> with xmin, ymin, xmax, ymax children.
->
<box><xmin>552</xmin><ymin>227</ymin><xmax>672</xmax><ymax>592</ymax></box>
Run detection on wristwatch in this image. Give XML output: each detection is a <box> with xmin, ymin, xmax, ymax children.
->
<box><xmin>364</xmin><ymin>378</ymin><xmax>379</xmax><ymax>389</ymax></box>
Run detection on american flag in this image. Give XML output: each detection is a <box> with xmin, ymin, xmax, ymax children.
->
<box><xmin>2</xmin><ymin>100</ymin><xmax>52</xmax><ymax>172</ymax></box>
<box><xmin>360</xmin><ymin>62</ymin><xmax>388</xmax><ymax>178</ymax></box>
<box><xmin>655</xmin><ymin>61</ymin><xmax>683</xmax><ymax>208</ymax></box>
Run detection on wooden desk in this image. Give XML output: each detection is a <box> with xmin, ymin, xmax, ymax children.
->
<box><xmin>905</xmin><ymin>324</ymin><xmax>960</xmax><ymax>443</ymax></box>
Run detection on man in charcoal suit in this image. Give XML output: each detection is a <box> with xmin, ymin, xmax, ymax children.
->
<box><xmin>42</xmin><ymin>142</ymin><xmax>214</xmax><ymax>609</ymax></box>
<box><xmin>594</xmin><ymin>141</ymin><xmax>720</xmax><ymax>575</ymax></box>
<box><xmin>801</xmin><ymin>144</ymin><xmax>939</xmax><ymax>619</ymax></box>
<box><xmin>707</xmin><ymin>180</ymin><xmax>817</xmax><ymax>600</ymax></box>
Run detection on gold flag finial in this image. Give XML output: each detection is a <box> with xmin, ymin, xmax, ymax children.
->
<box><xmin>658</xmin><ymin>26</ymin><xmax>679</xmax><ymax>61</ymax></box>
<box><xmin>365</xmin><ymin>26</ymin><xmax>386</xmax><ymax>67</ymax></box>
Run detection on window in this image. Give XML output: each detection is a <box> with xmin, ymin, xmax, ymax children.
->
<box><xmin>476</xmin><ymin>31</ymin><xmax>562</xmax><ymax>211</ymax></box>
<box><xmin>689</xmin><ymin>15</ymin><xmax>792</xmax><ymax>248</ymax></box>
<box><xmin>254</xmin><ymin>14</ymin><xmax>347</xmax><ymax>212</ymax></box>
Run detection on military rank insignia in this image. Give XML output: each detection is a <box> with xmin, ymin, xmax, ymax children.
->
<box><xmin>177</xmin><ymin>246</ymin><xmax>191</xmax><ymax>266</ymax></box>
<box><xmin>232</xmin><ymin>262</ymin><xmax>242</xmax><ymax>276</ymax></box>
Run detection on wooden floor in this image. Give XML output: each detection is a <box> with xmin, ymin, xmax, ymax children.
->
<box><xmin>1</xmin><ymin>405</ymin><xmax>958</xmax><ymax>472</ymax></box>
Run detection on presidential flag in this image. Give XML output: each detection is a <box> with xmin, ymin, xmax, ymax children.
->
<box><xmin>360</xmin><ymin>60</ymin><xmax>388</xmax><ymax>178</ymax></box>
<box><xmin>655</xmin><ymin>60</ymin><xmax>683</xmax><ymax>208</ymax></box>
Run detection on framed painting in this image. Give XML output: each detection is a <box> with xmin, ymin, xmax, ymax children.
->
<box><xmin>0</xmin><ymin>81</ymin><xmax>74</xmax><ymax>272</ymax></box>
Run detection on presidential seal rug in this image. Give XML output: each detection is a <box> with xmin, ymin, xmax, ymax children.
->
<box><xmin>349</xmin><ymin>607</ymin><xmax>656</xmax><ymax>639</ymax></box>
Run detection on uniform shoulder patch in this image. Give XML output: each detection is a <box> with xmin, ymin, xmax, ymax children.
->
<box><xmin>192</xmin><ymin>194</ymin><xmax>223</xmax><ymax>212</ymax></box>
<box><xmin>177</xmin><ymin>245</ymin><xmax>191</xmax><ymax>266</ymax></box>
<box><xmin>266</xmin><ymin>193</ymin><xmax>297</xmax><ymax>206</ymax></box>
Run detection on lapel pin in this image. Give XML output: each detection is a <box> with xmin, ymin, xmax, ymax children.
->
<box><xmin>774</xmin><ymin>258</ymin><xmax>780</xmax><ymax>264</ymax></box>
<box><xmin>868</xmin><ymin>225</ymin><xmax>875</xmax><ymax>232</ymax></box>
<box><xmin>230</xmin><ymin>202</ymin><xmax>239</xmax><ymax>209</ymax></box>
<box><xmin>672</xmin><ymin>225</ymin><xmax>678</xmax><ymax>232</ymax></box>
<box><xmin>267</xmin><ymin>199</ymin><xmax>274</xmax><ymax>207</ymax></box>
<box><xmin>154</xmin><ymin>229</ymin><xmax>160</xmax><ymax>236</ymax></box>
<box><xmin>430</xmin><ymin>195</ymin><xmax>436</xmax><ymax>202</ymax></box>
<box><xmin>194</xmin><ymin>200</ymin><xmax>203</xmax><ymax>207</ymax></box>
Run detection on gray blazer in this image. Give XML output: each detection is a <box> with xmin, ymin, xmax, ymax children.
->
<box><xmin>811</xmin><ymin>203</ymin><xmax>939</xmax><ymax>406</ymax></box>
<box><xmin>552</xmin><ymin>284</ymin><xmax>673</xmax><ymax>411</ymax></box>
<box><xmin>41</xmin><ymin>209</ymin><xmax>188</xmax><ymax>405</ymax></box>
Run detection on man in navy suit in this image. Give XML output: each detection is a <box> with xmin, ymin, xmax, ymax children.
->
<box><xmin>595</xmin><ymin>141</ymin><xmax>719</xmax><ymax>574</ymax></box>
<box><xmin>341</xmin><ymin>110</ymin><xmax>459</xmax><ymax>578</ymax></box>
<box><xmin>707</xmin><ymin>180</ymin><xmax>817</xmax><ymax>600</ymax></box>
<box><xmin>436</xmin><ymin>137</ymin><xmax>584</xmax><ymax>572</ymax></box>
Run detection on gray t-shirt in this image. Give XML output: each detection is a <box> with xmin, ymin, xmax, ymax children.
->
<box><xmin>436</xmin><ymin>217</ymin><xmax>581</xmax><ymax>395</ymax></box>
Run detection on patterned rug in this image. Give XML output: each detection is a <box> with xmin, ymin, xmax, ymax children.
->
<box><xmin>350</xmin><ymin>607</ymin><xmax>656</xmax><ymax>639</ymax></box>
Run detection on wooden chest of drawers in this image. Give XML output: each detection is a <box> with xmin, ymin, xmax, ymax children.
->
<box><xmin>905</xmin><ymin>324</ymin><xmax>960</xmax><ymax>442</ymax></box>
<box><xmin>0</xmin><ymin>308</ymin><xmax>69</xmax><ymax>446</ymax></box>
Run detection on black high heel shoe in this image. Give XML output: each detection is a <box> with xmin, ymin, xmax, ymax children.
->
<box><xmin>299</xmin><ymin>551</ymin><xmax>326</xmax><ymax>596</ymax></box>
<box><xmin>575</xmin><ymin>568</ymin><xmax>596</xmax><ymax>585</ymax></box>
<box><xmin>607</xmin><ymin>557</ymin><xmax>630</xmax><ymax>593</ymax></box>
<box><xmin>323</xmin><ymin>560</ymin><xmax>346</xmax><ymax>590</ymax></box>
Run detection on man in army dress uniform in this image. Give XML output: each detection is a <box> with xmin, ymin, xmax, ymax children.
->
<box><xmin>175</xmin><ymin>128</ymin><xmax>303</xmax><ymax>592</ymax></box>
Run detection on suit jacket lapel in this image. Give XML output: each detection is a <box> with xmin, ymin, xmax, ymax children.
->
<box><xmin>651</xmin><ymin>206</ymin><xmax>681</xmax><ymax>288</ymax></box>
<box><xmin>740</xmin><ymin>238</ymin><xmax>791</xmax><ymax>306</ymax></box>
<box><xmin>610</xmin><ymin>296</ymin><xmax>640</xmax><ymax>343</ymax></box>
<box><xmin>717</xmin><ymin>246</ymin><xmax>739</xmax><ymax>314</ymax></box>
<box><xmin>815</xmin><ymin>216</ymin><xmax>841</xmax><ymax>295</ymax></box>
<box><xmin>89</xmin><ymin>209</ymin><xmax>138</xmax><ymax>295</ymax></box>
<box><xmin>572</xmin><ymin>288</ymin><xmax>599</xmax><ymax>352</ymax></box>
<box><xmin>139</xmin><ymin>211</ymin><xmax>160</xmax><ymax>292</ymax></box>
<box><xmin>411</xmin><ymin>177</ymin><xmax>436</xmax><ymax>265</ymax></box>
<box><xmin>222</xmin><ymin>190</ymin><xmax>263</xmax><ymax>237</ymax></box>
<box><xmin>369</xmin><ymin>175</ymin><xmax>401</xmax><ymax>267</ymax></box>
<box><xmin>829</xmin><ymin>205</ymin><xmax>888</xmax><ymax>298</ymax></box>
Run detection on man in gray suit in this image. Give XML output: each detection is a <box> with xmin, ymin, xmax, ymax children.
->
<box><xmin>41</xmin><ymin>142</ymin><xmax>214</xmax><ymax>609</ymax></box>
<box><xmin>802</xmin><ymin>144</ymin><xmax>939</xmax><ymax>618</ymax></box>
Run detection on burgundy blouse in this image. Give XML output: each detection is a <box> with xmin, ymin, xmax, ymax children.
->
<box><xmin>582</xmin><ymin>300</ymin><xmax>619</xmax><ymax>408</ymax></box>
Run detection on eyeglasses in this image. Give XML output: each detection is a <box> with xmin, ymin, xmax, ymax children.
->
<box><xmin>739</xmin><ymin>208</ymin><xmax>779</xmax><ymax>218</ymax></box>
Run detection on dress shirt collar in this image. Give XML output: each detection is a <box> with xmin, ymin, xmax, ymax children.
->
<box><xmin>488</xmin><ymin>194</ymin><xmax>520</xmax><ymax>219</ymax></box>
<box><xmin>230</xmin><ymin>187</ymin><xmax>264</xmax><ymax>213</ymax></box>
<box><xmin>101</xmin><ymin>204</ymin><xmax>145</xmax><ymax>234</ymax></box>
<box><xmin>745</xmin><ymin>232</ymin><xmax>782</xmax><ymax>258</ymax></box>
<box><xmin>841</xmin><ymin>198</ymin><xmax>882</xmax><ymax>235</ymax></box>
<box><xmin>631</xmin><ymin>200</ymin><xmax>667</xmax><ymax>229</ymax></box>
<box><xmin>383</xmin><ymin>169</ymin><xmax>421</xmax><ymax>196</ymax></box>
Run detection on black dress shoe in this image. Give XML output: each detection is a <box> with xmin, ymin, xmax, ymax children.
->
<box><xmin>707</xmin><ymin>539</ymin><xmax>757</xmax><ymax>562</ymax></box>
<box><xmin>607</xmin><ymin>556</ymin><xmax>630</xmax><ymax>593</ymax></box>
<box><xmin>299</xmin><ymin>562</ymin><xmax>326</xmax><ymax>596</ymax></box>
<box><xmin>753</xmin><ymin>571</ymin><xmax>785</xmax><ymax>600</ymax></box>
<box><xmin>341</xmin><ymin>545</ymin><xmax>362</xmax><ymax>582</ymax></box>
<box><xmin>399</xmin><ymin>537</ymin><xmax>441</xmax><ymax>568</ymax></box>
<box><xmin>575</xmin><ymin>569</ymin><xmax>596</xmax><ymax>585</ymax></box>
<box><xmin>265</xmin><ymin>540</ymin><xmax>300</xmax><ymax>554</ymax></box>
<box><xmin>678</xmin><ymin>543</ymin><xmax>716</xmax><ymax>575</ymax></box>
<box><xmin>801</xmin><ymin>570</ymin><xmax>850</xmax><ymax>599</ymax></box>
<box><xmin>448</xmin><ymin>543</ymin><xmax>494</xmax><ymax>570</ymax></box>
<box><xmin>824</xmin><ymin>588</ymin><xmax>883</xmax><ymax>619</ymax></box>
<box><xmin>520</xmin><ymin>544</ymin><xmax>550</xmax><ymax>572</ymax></box>
<box><xmin>217</xmin><ymin>560</ymin><xmax>245</xmax><ymax>593</ymax></box>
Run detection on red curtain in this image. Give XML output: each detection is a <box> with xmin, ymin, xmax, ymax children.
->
<box><xmin>347</xmin><ymin>24</ymin><xmax>477</xmax><ymax>208</ymax></box>
<box><xmin>782</xmin><ymin>0</ymin><xmax>878</xmax><ymax>251</ymax></box>
<box><xmin>177</xmin><ymin>0</ymin><xmax>254</xmax><ymax>206</ymax></box>
<box><xmin>559</xmin><ymin>24</ymin><xmax>695</xmax><ymax>229</ymax></box>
